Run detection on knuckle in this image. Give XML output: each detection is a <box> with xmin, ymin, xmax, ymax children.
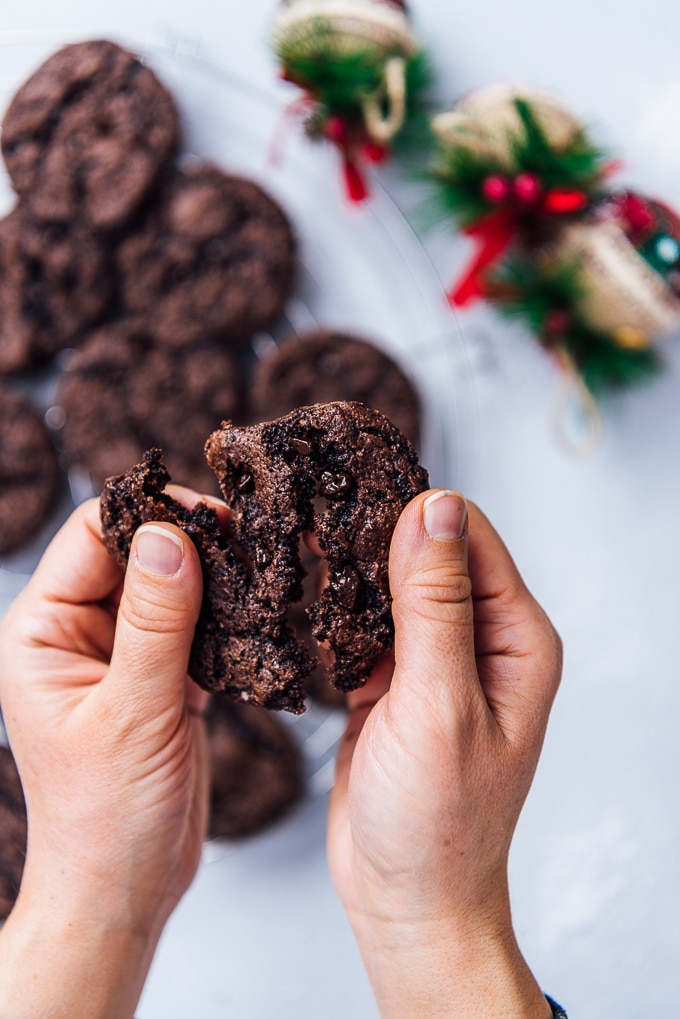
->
<box><xmin>397</xmin><ymin>564</ymin><xmax>473</xmax><ymax>625</ymax></box>
<box><xmin>407</xmin><ymin>563</ymin><xmax>472</xmax><ymax>605</ymax></box>
<box><xmin>119</xmin><ymin>587</ymin><xmax>189</xmax><ymax>637</ymax></box>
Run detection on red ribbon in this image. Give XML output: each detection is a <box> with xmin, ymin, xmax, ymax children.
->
<box><xmin>326</xmin><ymin>117</ymin><xmax>389</xmax><ymax>204</ymax></box>
<box><xmin>449</xmin><ymin>187</ymin><xmax>589</xmax><ymax>307</ymax></box>
<box><xmin>615</xmin><ymin>192</ymin><xmax>656</xmax><ymax>236</ymax></box>
<box><xmin>342</xmin><ymin>152</ymin><xmax>371</xmax><ymax>203</ymax></box>
<box><xmin>275</xmin><ymin>71</ymin><xmax>390</xmax><ymax>204</ymax></box>
<box><xmin>448</xmin><ymin>209</ymin><xmax>517</xmax><ymax>306</ymax></box>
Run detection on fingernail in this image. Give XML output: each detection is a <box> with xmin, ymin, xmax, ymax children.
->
<box><xmin>423</xmin><ymin>490</ymin><xmax>467</xmax><ymax>541</ymax></box>
<box><xmin>201</xmin><ymin>495</ymin><xmax>228</xmax><ymax>510</ymax></box>
<box><xmin>135</xmin><ymin>525</ymin><xmax>184</xmax><ymax>576</ymax></box>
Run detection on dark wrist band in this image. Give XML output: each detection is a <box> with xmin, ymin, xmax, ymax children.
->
<box><xmin>546</xmin><ymin>995</ymin><xmax>568</xmax><ymax>1018</ymax></box>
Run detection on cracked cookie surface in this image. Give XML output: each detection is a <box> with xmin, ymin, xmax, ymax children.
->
<box><xmin>116</xmin><ymin>163</ymin><xmax>295</xmax><ymax>347</ymax></box>
<box><xmin>0</xmin><ymin>745</ymin><xmax>27</xmax><ymax>922</ymax></box>
<box><xmin>2</xmin><ymin>39</ymin><xmax>179</xmax><ymax>231</ymax></box>
<box><xmin>0</xmin><ymin>386</ymin><xmax>60</xmax><ymax>555</ymax></box>
<box><xmin>58</xmin><ymin>319</ymin><xmax>240</xmax><ymax>493</ymax></box>
<box><xmin>206</xmin><ymin>696</ymin><xmax>303</xmax><ymax>839</ymax></box>
<box><xmin>249</xmin><ymin>329</ymin><xmax>421</xmax><ymax>447</ymax></box>
<box><xmin>0</xmin><ymin>207</ymin><xmax>114</xmax><ymax>375</ymax></box>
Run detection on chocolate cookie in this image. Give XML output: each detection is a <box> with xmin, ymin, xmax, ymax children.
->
<box><xmin>206</xmin><ymin>696</ymin><xmax>303</xmax><ymax>840</ymax></box>
<box><xmin>0</xmin><ymin>207</ymin><xmax>114</xmax><ymax>376</ymax></box>
<box><xmin>116</xmin><ymin>163</ymin><xmax>296</xmax><ymax>347</ymax></box>
<box><xmin>0</xmin><ymin>386</ymin><xmax>60</xmax><ymax>556</ymax></box>
<box><xmin>101</xmin><ymin>449</ymin><xmax>313</xmax><ymax>712</ymax></box>
<box><xmin>1</xmin><ymin>40</ymin><xmax>179</xmax><ymax>231</ymax></box>
<box><xmin>249</xmin><ymin>329</ymin><xmax>421</xmax><ymax>447</ymax></box>
<box><xmin>57</xmin><ymin>320</ymin><xmax>241</xmax><ymax>493</ymax></box>
<box><xmin>205</xmin><ymin>402</ymin><xmax>429</xmax><ymax>695</ymax></box>
<box><xmin>100</xmin><ymin>404</ymin><xmax>428</xmax><ymax>711</ymax></box>
<box><xmin>0</xmin><ymin>745</ymin><xmax>27</xmax><ymax>922</ymax></box>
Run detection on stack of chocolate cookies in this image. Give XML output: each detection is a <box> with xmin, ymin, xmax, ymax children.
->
<box><xmin>0</xmin><ymin>37</ymin><xmax>424</xmax><ymax>556</ymax></box>
<box><xmin>0</xmin><ymin>38</ymin><xmax>428</xmax><ymax>852</ymax></box>
<box><xmin>0</xmin><ymin>38</ymin><xmax>297</xmax><ymax>531</ymax></box>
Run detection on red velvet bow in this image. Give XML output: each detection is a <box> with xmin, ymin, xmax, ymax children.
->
<box><xmin>276</xmin><ymin>68</ymin><xmax>389</xmax><ymax>204</ymax></box>
<box><xmin>449</xmin><ymin>186</ymin><xmax>589</xmax><ymax>307</ymax></box>
<box><xmin>325</xmin><ymin>117</ymin><xmax>389</xmax><ymax>203</ymax></box>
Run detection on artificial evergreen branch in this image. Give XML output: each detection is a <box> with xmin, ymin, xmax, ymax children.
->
<box><xmin>279</xmin><ymin>39</ymin><xmax>434</xmax><ymax>149</ymax></box>
<box><xmin>494</xmin><ymin>255</ymin><xmax>663</xmax><ymax>394</ymax></box>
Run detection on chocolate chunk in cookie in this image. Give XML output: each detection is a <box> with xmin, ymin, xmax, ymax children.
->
<box><xmin>206</xmin><ymin>697</ymin><xmax>303</xmax><ymax>840</ymax></box>
<box><xmin>1</xmin><ymin>40</ymin><xmax>179</xmax><ymax>231</ymax></box>
<box><xmin>57</xmin><ymin>319</ymin><xmax>241</xmax><ymax>493</ymax></box>
<box><xmin>0</xmin><ymin>386</ymin><xmax>60</xmax><ymax>556</ymax></box>
<box><xmin>116</xmin><ymin>163</ymin><xmax>296</xmax><ymax>347</ymax></box>
<box><xmin>0</xmin><ymin>207</ymin><xmax>114</xmax><ymax>376</ymax></box>
<box><xmin>249</xmin><ymin>329</ymin><xmax>422</xmax><ymax>447</ymax></box>
<box><xmin>0</xmin><ymin>745</ymin><xmax>27</xmax><ymax>922</ymax></box>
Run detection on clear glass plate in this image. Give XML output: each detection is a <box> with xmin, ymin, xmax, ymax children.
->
<box><xmin>0</xmin><ymin>34</ymin><xmax>478</xmax><ymax>795</ymax></box>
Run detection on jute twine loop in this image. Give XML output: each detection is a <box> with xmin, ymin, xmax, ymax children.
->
<box><xmin>360</xmin><ymin>55</ymin><xmax>406</xmax><ymax>142</ymax></box>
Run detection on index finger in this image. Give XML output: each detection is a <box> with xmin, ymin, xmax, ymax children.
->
<box><xmin>26</xmin><ymin>498</ymin><xmax>123</xmax><ymax>606</ymax></box>
<box><xmin>28</xmin><ymin>478</ymin><xmax>233</xmax><ymax>606</ymax></box>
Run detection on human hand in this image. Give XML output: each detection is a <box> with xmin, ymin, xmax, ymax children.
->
<box><xmin>328</xmin><ymin>491</ymin><xmax>562</xmax><ymax>1018</ymax></box>
<box><xmin>0</xmin><ymin>494</ymin><xmax>210</xmax><ymax>1019</ymax></box>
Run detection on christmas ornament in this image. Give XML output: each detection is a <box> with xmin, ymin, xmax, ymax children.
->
<box><xmin>596</xmin><ymin>189</ymin><xmax>680</xmax><ymax>297</ymax></box>
<box><xmin>490</xmin><ymin>253</ymin><xmax>667</xmax><ymax>397</ymax></box>
<box><xmin>429</xmin><ymin>85</ymin><xmax>680</xmax><ymax>396</ymax></box>
<box><xmin>430</xmin><ymin>83</ymin><xmax>610</xmax><ymax>307</ymax></box>
<box><xmin>432</xmin><ymin>82</ymin><xmax>585</xmax><ymax>172</ymax></box>
<box><xmin>487</xmin><ymin>191</ymin><xmax>680</xmax><ymax>395</ymax></box>
<box><xmin>543</xmin><ymin>195</ymin><xmax>680</xmax><ymax>349</ymax></box>
<box><xmin>272</xmin><ymin>0</ymin><xmax>431</xmax><ymax>202</ymax></box>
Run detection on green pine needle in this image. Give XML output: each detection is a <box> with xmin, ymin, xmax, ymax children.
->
<box><xmin>278</xmin><ymin>28</ymin><xmax>433</xmax><ymax>146</ymax></box>
<box><xmin>428</xmin><ymin>96</ymin><xmax>610</xmax><ymax>229</ymax></box>
<box><xmin>511</xmin><ymin>98</ymin><xmax>609</xmax><ymax>192</ymax></box>
<box><xmin>392</xmin><ymin>52</ymin><xmax>437</xmax><ymax>160</ymax></box>
<box><xmin>495</xmin><ymin>256</ymin><xmax>663</xmax><ymax>395</ymax></box>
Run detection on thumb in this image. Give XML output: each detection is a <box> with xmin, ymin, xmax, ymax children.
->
<box><xmin>389</xmin><ymin>489</ymin><xmax>478</xmax><ymax>710</ymax></box>
<box><xmin>106</xmin><ymin>523</ymin><xmax>203</xmax><ymax>715</ymax></box>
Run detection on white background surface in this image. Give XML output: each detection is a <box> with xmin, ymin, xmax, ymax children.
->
<box><xmin>2</xmin><ymin>2</ymin><xmax>680</xmax><ymax>1017</ymax></box>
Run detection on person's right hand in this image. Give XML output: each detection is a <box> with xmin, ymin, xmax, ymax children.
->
<box><xmin>328</xmin><ymin>491</ymin><xmax>563</xmax><ymax>1018</ymax></box>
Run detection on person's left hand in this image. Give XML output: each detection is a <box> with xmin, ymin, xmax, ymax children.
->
<box><xmin>0</xmin><ymin>494</ymin><xmax>210</xmax><ymax>1019</ymax></box>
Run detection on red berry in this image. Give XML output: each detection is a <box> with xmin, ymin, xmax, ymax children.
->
<box><xmin>514</xmin><ymin>173</ymin><xmax>541</xmax><ymax>204</ymax></box>
<box><xmin>482</xmin><ymin>175</ymin><xmax>511</xmax><ymax>203</ymax></box>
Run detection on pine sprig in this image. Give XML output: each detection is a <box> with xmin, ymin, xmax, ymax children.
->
<box><xmin>429</xmin><ymin>146</ymin><xmax>507</xmax><ymax>226</ymax></box>
<box><xmin>278</xmin><ymin>28</ymin><xmax>433</xmax><ymax>145</ymax></box>
<box><xmin>392</xmin><ymin>52</ymin><xmax>437</xmax><ymax>159</ymax></box>
<box><xmin>511</xmin><ymin>99</ymin><xmax>609</xmax><ymax>192</ymax></box>
<box><xmin>494</xmin><ymin>256</ymin><xmax>663</xmax><ymax>394</ymax></box>
<box><xmin>429</xmin><ymin>96</ymin><xmax>609</xmax><ymax>229</ymax></box>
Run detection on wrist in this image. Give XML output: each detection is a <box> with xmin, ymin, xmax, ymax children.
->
<box><xmin>349</xmin><ymin>906</ymin><xmax>552</xmax><ymax>1019</ymax></box>
<box><xmin>0</xmin><ymin>859</ymin><xmax>162</xmax><ymax>1019</ymax></box>
<box><xmin>19</xmin><ymin>821</ymin><xmax>183</xmax><ymax>941</ymax></box>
